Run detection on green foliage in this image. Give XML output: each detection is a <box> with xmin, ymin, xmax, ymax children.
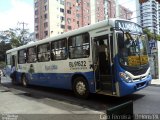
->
<box><xmin>0</xmin><ymin>28</ymin><xmax>30</xmax><ymax>48</ymax></box>
<box><xmin>0</xmin><ymin>61</ymin><xmax>6</xmax><ymax>69</ymax></box>
<box><xmin>0</xmin><ymin>41</ymin><xmax>12</xmax><ymax>61</ymax></box>
<box><xmin>155</xmin><ymin>34</ymin><xmax>160</xmax><ymax>41</ymax></box>
<box><xmin>143</xmin><ymin>28</ymin><xmax>153</xmax><ymax>40</ymax></box>
<box><xmin>143</xmin><ymin>28</ymin><xmax>160</xmax><ymax>41</ymax></box>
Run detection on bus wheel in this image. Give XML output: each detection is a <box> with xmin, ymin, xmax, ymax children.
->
<box><xmin>21</xmin><ymin>74</ymin><xmax>28</xmax><ymax>87</ymax></box>
<box><xmin>73</xmin><ymin>77</ymin><xmax>89</xmax><ymax>99</ymax></box>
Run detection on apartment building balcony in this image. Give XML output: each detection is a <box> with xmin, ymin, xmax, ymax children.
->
<box><xmin>152</xmin><ymin>13</ymin><xmax>157</xmax><ymax>18</ymax></box>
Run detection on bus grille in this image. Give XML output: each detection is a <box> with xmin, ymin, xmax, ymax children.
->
<box><xmin>130</xmin><ymin>68</ymin><xmax>147</xmax><ymax>76</ymax></box>
<box><xmin>133</xmin><ymin>76</ymin><xmax>146</xmax><ymax>81</ymax></box>
<box><xmin>136</xmin><ymin>81</ymin><xmax>146</xmax><ymax>88</ymax></box>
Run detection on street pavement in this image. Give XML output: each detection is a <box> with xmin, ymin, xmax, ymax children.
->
<box><xmin>0</xmin><ymin>77</ymin><xmax>160</xmax><ymax>120</ymax></box>
<box><xmin>0</xmin><ymin>77</ymin><xmax>104</xmax><ymax>120</ymax></box>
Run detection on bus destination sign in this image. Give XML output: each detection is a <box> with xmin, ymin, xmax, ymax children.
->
<box><xmin>115</xmin><ymin>20</ymin><xmax>143</xmax><ymax>33</ymax></box>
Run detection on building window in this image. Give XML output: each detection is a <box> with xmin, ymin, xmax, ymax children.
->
<box><xmin>35</xmin><ymin>25</ymin><xmax>38</xmax><ymax>30</ymax></box>
<box><xmin>76</xmin><ymin>0</ymin><xmax>81</xmax><ymax>3</ymax></box>
<box><xmin>51</xmin><ymin>39</ymin><xmax>67</xmax><ymax>60</ymax></box>
<box><xmin>77</xmin><ymin>21</ymin><xmax>79</xmax><ymax>27</ymax></box>
<box><xmin>44</xmin><ymin>22</ymin><xmax>48</xmax><ymax>28</ymax></box>
<box><xmin>60</xmin><ymin>16</ymin><xmax>64</xmax><ymax>22</ymax></box>
<box><xmin>76</xmin><ymin>6</ymin><xmax>81</xmax><ymax>11</ymax></box>
<box><xmin>44</xmin><ymin>0</ymin><xmax>47</xmax><ymax>3</ymax></box>
<box><xmin>35</xmin><ymin>10</ymin><xmax>38</xmax><ymax>15</ymax></box>
<box><xmin>44</xmin><ymin>5</ymin><xmax>47</xmax><ymax>11</ymax></box>
<box><xmin>36</xmin><ymin>33</ymin><xmax>39</xmax><ymax>39</ymax></box>
<box><xmin>67</xmin><ymin>10</ymin><xmax>71</xmax><ymax>14</ymax></box>
<box><xmin>87</xmin><ymin>9</ymin><xmax>89</xmax><ymax>13</ymax></box>
<box><xmin>35</xmin><ymin>18</ymin><xmax>38</xmax><ymax>23</ymax></box>
<box><xmin>27</xmin><ymin>46</ymin><xmax>37</xmax><ymax>63</ymax></box>
<box><xmin>18</xmin><ymin>49</ymin><xmax>26</xmax><ymax>64</ymax></box>
<box><xmin>44</xmin><ymin>31</ymin><xmax>48</xmax><ymax>37</ymax></box>
<box><xmin>68</xmin><ymin>33</ymin><xmax>90</xmax><ymax>59</ymax></box>
<box><xmin>37</xmin><ymin>43</ymin><xmax>50</xmax><ymax>62</ymax></box>
<box><xmin>87</xmin><ymin>2</ymin><xmax>90</xmax><ymax>7</ymax></box>
<box><xmin>44</xmin><ymin>14</ymin><xmax>47</xmax><ymax>19</ymax></box>
<box><xmin>76</xmin><ymin>14</ymin><xmax>80</xmax><ymax>19</ymax></box>
<box><xmin>35</xmin><ymin>2</ymin><xmax>38</xmax><ymax>7</ymax></box>
<box><xmin>60</xmin><ymin>8</ymin><xmax>64</xmax><ymax>13</ymax></box>
<box><xmin>67</xmin><ymin>2</ymin><xmax>71</xmax><ymax>7</ymax></box>
<box><xmin>67</xmin><ymin>18</ymin><xmax>71</xmax><ymax>24</ymax></box>
<box><xmin>61</xmin><ymin>24</ymin><xmax>65</xmax><ymax>29</ymax></box>
<box><xmin>68</xmin><ymin>26</ymin><xmax>72</xmax><ymax>30</ymax></box>
<box><xmin>60</xmin><ymin>0</ymin><xmax>64</xmax><ymax>5</ymax></box>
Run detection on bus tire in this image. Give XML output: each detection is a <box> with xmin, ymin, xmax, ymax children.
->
<box><xmin>73</xmin><ymin>77</ymin><xmax>89</xmax><ymax>99</ymax></box>
<box><xmin>21</xmin><ymin>74</ymin><xmax>28</xmax><ymax>87</ymax></box>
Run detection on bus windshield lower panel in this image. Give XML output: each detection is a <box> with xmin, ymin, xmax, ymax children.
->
<box><xmin>117</xmin><ymin>32</ymin><xmax>149</xmax><ymax>68</ymax></box>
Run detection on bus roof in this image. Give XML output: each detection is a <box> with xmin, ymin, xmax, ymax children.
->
<box><xmin>6</xmin><ymin>18</ymin><xmax>135</xmax><ymax>54</ymax></box>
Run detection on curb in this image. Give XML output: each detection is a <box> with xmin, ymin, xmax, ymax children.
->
<box><xmin>149</xmin><ymin>84</ymin><xmax>160</xmax><ymax>87</ymax></box>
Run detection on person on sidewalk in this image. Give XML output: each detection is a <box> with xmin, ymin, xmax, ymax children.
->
<box><xmin>10</xmin><ymin>65</ymin><xmax>16</xmax><ymax>84</ymax></box>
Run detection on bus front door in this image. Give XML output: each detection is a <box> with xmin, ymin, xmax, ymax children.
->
<box><xmin>92</xmin><ymin>34</ymin><xmax>116</xmax><ymax>95</ymax></box>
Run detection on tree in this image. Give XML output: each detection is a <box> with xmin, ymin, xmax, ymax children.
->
<box><xmin>0</xmin><ymin>41</ymin><xmax>12</xmax><ymax>61</ymax></box>
<box><xmin>143</xmin><ymin>28</ymin><xmax>153</xmax><ymax>40</ymax></box>
<box><xmin>0</xmin><ymin>27</ymin><xmax>30</xmax><ymax>48</ymax></box>
<box><xmin>155</xmin><ymin>34</ymin><xmax>160</xmax><ymax>41</ymax></box>
<box><xmin>143</xmin><ymin>28</ymin><xmax>160</xmax><ymax>41</ymax></box>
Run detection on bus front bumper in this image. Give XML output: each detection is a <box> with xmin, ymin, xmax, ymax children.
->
<box><xmin>119</xmin><ymin>75</ymin><xmax>152</xmax><ymax>97</ymax></box>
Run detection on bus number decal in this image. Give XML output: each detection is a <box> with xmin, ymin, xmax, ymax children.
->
<box><xmin>69</xmin><ymin>61</ymin><xmax>87</xmax><ymax>70</ymax></box>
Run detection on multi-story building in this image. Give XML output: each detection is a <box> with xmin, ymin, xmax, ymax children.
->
<box><xmin>91</xmin><ymin>0</ymin><xmax>132</xmax><ymax>23</ymax></box>
<box><xmin>34</xmin><ymin>0</ymin><xmax>65</xmax><ymax>40</ymax></box>
<box><xmin>34</xmin><ymin>0</ymin><xmax>133</xmax><ymax>40</ymax></box>
<box><xmin>64</xmin><ymin>0</ymin><xmax>91</xmax><ymax>32</ymax></box>
<box><xmin>136</xmin><ymin>0</ymin><xmax>160</xmax><ymax>34</ymax></box>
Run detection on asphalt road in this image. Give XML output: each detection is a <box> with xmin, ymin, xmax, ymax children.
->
<box><xmin>0</xmin><ymin>77</ymin><xmax>160</xmax><ymax>120</ymax></box>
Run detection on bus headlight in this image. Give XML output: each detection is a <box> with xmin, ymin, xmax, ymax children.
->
<box><xmin>119</xmin><ymin>72</ymin><xmax>132</xmax><ymax>83</ymax></box>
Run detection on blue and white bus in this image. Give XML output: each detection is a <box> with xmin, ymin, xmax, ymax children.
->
<box><xmin>6</xmin><ymin>19</ymin><xmax>152</xmax><ymax>98</ymax></box>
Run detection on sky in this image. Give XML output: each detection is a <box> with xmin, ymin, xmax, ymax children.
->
<box><xmin>0</xmin><ymin>0</ymin><xmax>137</xmax><ymax>32</ymax></box>
<box><xmin>0</xmin><ymin>0</ymin><xmax>34</xmax><ymax>32</ymax></box>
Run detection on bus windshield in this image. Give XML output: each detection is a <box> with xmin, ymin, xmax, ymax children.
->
<box><xmin>117</xmin><ymin>32</ymin><xmax>148</xmax><ymax>67</ymax></box>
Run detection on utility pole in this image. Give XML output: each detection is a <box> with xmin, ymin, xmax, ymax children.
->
<box><xmin>17</xmin><ymin>22</ymin><xmax>28</xmax><ymax>44</ymax></box>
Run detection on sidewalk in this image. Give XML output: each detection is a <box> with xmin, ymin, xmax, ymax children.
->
<box><xmin>0</xmin><ymin>85</ymin><xmax>103</xmax><ymax>120</ymax></box>
<box><xmin>151</xmin><ymin>79</ymin><xmax>160</xmax><ymax>86</ymax></box>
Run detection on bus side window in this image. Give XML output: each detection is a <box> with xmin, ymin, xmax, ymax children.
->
<box><xmin>37</xmin><ymin>43</ymin><xmax>50</xmax><ymax>62</ymax></box>
<box><xmin>68</xmin><ymin>33</ymin><xmax>90</xmax><ymax>59</ymax></box>
<box><xmin>18</xmin><ymin>49</ymin><xmax>26</xmax><ymax>64</ymax></box>
<box><xmin>27</xmin><ymin>46</ymin><xmax>37</xmax><ymax>63</ymax></box>
<box><xmin>51</xmin><ymin>38</ymin><xmax>67</xmax><ymax>60</ymax></box>
<box><xmin>51</xmin><ymin>52</ymin><xmax>55</xmax><ymax>60</ymax></box>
